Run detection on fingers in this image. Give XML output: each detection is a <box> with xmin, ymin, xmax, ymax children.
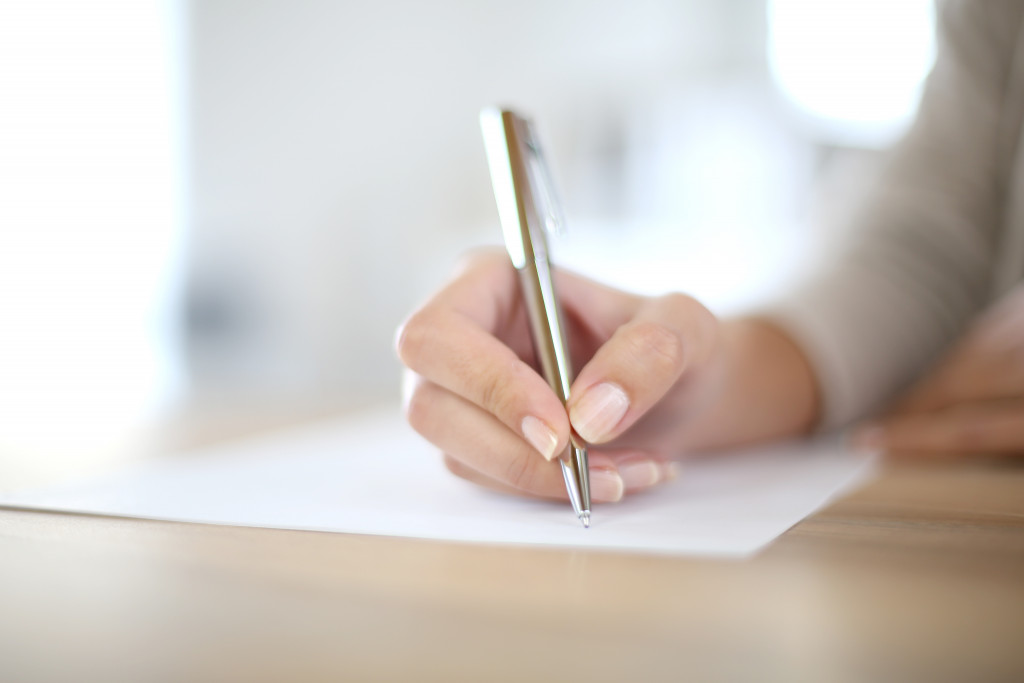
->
<box><xmin>398</xmin><ymin>307</ymin><xmax>569</xmax><ymax>460</ymax></box>
<box><xmin>396</xmin><ymin>251</ymin><xmax>570</xmax><ymax>461</ymax></box>
<box><xmin>892</xmin><ymin>288</ymin><xmax>1024</xmax><ymax>415</ymax></box>
<box><xmin>852</xmin><ymin>401</ymin><xmax>1024</xmax><ymax>456</ymax></box>
<box><xmin>397</xmin><ymin>249</ymin><xmax>703</xmax><ymax>495</ymax></box>
<box><xmin>554</xmin><ymin>268</ymin><xmax>646</xmax><ymax>336</ymax></box>
<box><xmin>443</xmin><ymin>450</ymin><xmax>678</xmax><ymax>499</ymax></box>
<box><xmin>893</xmin><ymin>352</ymin><xmax>1024</xmax><ymax>415</ymax></box>
<box><xmin>404</xmin><ymin>374</ymin><xmax>627</xmax><ymax>501</ymax></box>
<box><xmin>438</xmin><ymin>248</ymin><xmax>523</xmax><ymax>332</ymax></box>
<box><xmin>605</xmin><ymin>450</ymin><xmax>680</xmax><ymax>493</ymax></box>
<box><xmin>567</xmin><ymin>293</ymin><xmax>719</xmax><ymax>444</ymax></box>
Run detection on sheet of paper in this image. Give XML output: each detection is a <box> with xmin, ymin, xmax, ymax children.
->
<box><xmin>0</xmin><ymin>408</ymin><xmax>876</xmax><ymax>557</ymax></box>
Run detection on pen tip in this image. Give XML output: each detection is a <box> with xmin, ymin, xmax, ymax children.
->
<box><xmin>579</xmin><ymin>511</ymin><xmax>590</xmax><ymax>529</ymax></box>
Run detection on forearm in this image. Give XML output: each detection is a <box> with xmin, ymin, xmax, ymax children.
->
<box><xmin>748</xmin><ymin>1</ymin><xmax>1016</xmax><ymax>430</ymax></box>
<box><xmin>677</xmin><ymin>318</ymin><xmax>820</xmax><ymax>451</ymax></box>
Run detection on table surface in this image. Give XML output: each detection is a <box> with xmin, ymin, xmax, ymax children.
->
<box><xmin>1</xmin><ymin>415</ymin><xmax>1023</xmax><ymax>683</ymax></box>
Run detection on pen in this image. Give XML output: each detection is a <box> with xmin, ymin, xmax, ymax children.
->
<box><xmin>479</xmin><ymin>107</ymin><xmax>592</xmax><ymax>528</ymax></box>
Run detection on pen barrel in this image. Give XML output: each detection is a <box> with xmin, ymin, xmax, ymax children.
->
<box><xmin>481</xmin><ymin>106</ymin><xmax>591</xmax><ymax>522</ymax></box>
<box><xmin>518</xmin><ymin>257</ymin><xmax>591</xmax><ymax>515</ymax></box>
<box><xmin>517</xmin><ymin>256</ymin><xmax>572</xmax><ymax>403</ymax></box>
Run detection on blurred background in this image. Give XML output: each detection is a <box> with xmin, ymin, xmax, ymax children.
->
<box><xmin>0</xmin><ymin>0</ymin><xmax>934</xmax><ymax>487</ymax></box>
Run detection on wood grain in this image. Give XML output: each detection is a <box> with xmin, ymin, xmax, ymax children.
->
<box><xmin>1</xmin><ymin>450</ymin><xmax>1022</xmax><ymax>682</ymax></box>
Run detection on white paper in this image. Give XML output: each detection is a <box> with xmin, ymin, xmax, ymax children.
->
<box><xmin>0</xmin><ymin>408</ymin><xmax>876</xmax><ymax>557</ymax></box>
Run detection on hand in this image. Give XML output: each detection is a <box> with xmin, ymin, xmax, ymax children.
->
<box><xmin>853</xmin><ymin>284</ymin><xmax>1024</xmax><ymax>458</ymax></box>
<box><xmin>395</xmin><ymin>249</ymin><xmax>724</xmax><ymax>503</ymax></box>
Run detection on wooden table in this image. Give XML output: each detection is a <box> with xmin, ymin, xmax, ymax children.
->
<box><xmin>1</xmin><ymin>425</ymin><xmax>1022</xmax><ymax>682</ymax></box>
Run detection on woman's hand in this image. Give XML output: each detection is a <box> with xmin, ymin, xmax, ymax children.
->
<box><xmin>854</xmin><ymin>284</ymin><xmax>1024</xmax><ymax>457</ymax></box>
<box><xmin>395</xmin><ymin>250</ymin><xmax>725</xmax><ymax>503</ymax></box>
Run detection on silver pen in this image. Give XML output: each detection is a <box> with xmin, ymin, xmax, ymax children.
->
<box><xmin>479</xmin><ymin>107</ymin><xmax>592</xmax><ymax>528</ymax></box>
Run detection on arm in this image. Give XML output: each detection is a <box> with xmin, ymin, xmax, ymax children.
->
<box><xmin>396</xmin><ymin>2</ymin><xmax>1024</xmax><ymax>500</ymax></box>
<box><xmin>764</xmin><ymin>0</ymin><xmax>1023</xmax><ymax>428</ymax></box>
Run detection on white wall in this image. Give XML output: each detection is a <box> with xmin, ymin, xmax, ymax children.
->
<box><xmin>184</xmin><ymin>0</ymin><xmax>775</xmax><ymax>407</ymax></box>
<box><xmin>0</xmin><ymin>0</ymin><xmax>936</xmax><ymax>478</ymax></box>
<box><xmin>182</xmin><ymin>0</ymin><xmax>933</xmax><ymax>412</ymax></box>
<box><xmin>0</xmin><ymin>0</ymin><xmax>185</xmax><ymax>483</ymax></box>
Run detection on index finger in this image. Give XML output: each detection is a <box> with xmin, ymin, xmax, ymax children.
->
<box><xmin>396</xmin><ymin>250</ymin><xmax>572</xmax><ymax>461</ymax></box>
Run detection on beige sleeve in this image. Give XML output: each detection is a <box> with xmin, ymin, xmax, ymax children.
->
<box><xmin>764</xmin><ymin>1</ymin><xmax>1022</xmax><ymax>429</ymax></box>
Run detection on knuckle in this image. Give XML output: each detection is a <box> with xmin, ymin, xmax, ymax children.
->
<box><xmin>476</xmin><ymin>361</ymin><xmax>521</xmax><ymax>421</ymax></box>
<box><xmin>403</xmin><ymin>381</ymin><xmax>434</xmax><ymax>436</ymax></box>
<box><xmin>659</xmin><ymin>291</ymin><xmax>697</xmax><ymax>314</ymax></box>
<box><xmin>455</xmin><ymin>247</ymin><xmax>508</xmax><ymax>276</ymax></box>
<box><xmin>442</xmin><ymin>453</ymin><xmax>467</xmax><ymax>479</ymax></box>
<box><xmin>503</xmin><ymin>452</ymin><xmax>536</xmax><ymax>491</ymax></box>
<box><xmin>394</xmin><ymin>310</ymin><xmax>430</xmax><ymax>368</ymax></box>
<box><xmin>442</xmin><ymin>455</ymin><xmax>459</xmax><ymax>476</ymax></box>
<box><xmin>625</xmin><ymin>321</ymin><xmax>685</xmax><ymax>374</ymax></box>
<box><xmin>662</xmin><ymin>292</ymin><xmax>718</xmax><ymax>355</ymax></box>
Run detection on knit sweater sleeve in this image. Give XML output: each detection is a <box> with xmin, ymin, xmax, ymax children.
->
<box><xmin>762</xmin><ymin>1</ymin><xmax>1022</xmax><ymax>428</ymax></box>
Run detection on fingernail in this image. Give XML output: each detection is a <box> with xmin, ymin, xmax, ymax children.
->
<box><xmin>570</xmin><ymin>382</ymin><xmax>630</xmax><ymax>443</ymax></box>
<box><xmin>521</xmin><ymin>416</ymin><xmax>559</xmax><ymax>461</ymax></box>
<box><xmin>589</xmin><ymin>468</ymin><xmax>624</xmax><ymax>503</ymax></box>
<box><xmin>618</xmin><ymin>459</ymin><xmax>661</xmax><ymax>490</ymax></box>
<box><xmin>849</xmin><ymin>424</ymin><xmax>885</xmax><ymax>451</ymax></box>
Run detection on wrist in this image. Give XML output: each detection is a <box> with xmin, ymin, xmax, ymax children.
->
<box><xmin>677</xmin><ymin>318</ymin><xmax>821</xmax><ymax>451</ymax></box>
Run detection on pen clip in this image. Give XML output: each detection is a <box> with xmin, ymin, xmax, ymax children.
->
<box><xmin>522</xmin><ymin>120</ymin><xmax>567</xmax><ymax>237</ymax></box>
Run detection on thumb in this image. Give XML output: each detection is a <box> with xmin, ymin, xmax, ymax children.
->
<box><xmin>567</xmin><ymin>293</ymin><xmax>718</xmax><ymax>444</ymax></box>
